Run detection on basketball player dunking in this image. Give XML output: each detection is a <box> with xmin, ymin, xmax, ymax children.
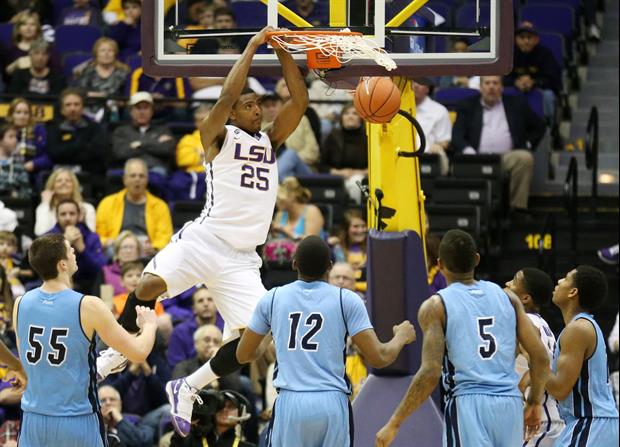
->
<box><xmin>96</xmin><ymin>26</ymin><xmax>310</xmax><ymax>437</ymax></box>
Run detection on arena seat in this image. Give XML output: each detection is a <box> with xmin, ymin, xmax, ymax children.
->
<box><xmin>0</xmin><ymin>23</ymin><xmax>13</xmax><ymax>48</ymax></box>
<box><xmin>170</xmin><ymin>201</ymin><xmax>203</xmax><ymax>230</ymax></box>
<box><xmin>425</xmin><ymin>203</ymin><xmax>481</xmax><ymax>239</ymax></box>
<box><xmin>54</xmin><ymin>25</ymin><xmax>102</xmax><ymax>55</ymax></box>
<box><xmin>419</xmin><ymin>153</ymin><xmax>441</xmax><ymax>178</ymax></box>
<box><xmin>434</xmin><ymin>87</ymin><xmax>479</xmax><ymax>110</ymax></box>
<box><xmin>503</xmin><ymin>87</ymin><xmax>545</xmax><ymax>119</ymax></box>
<box><xmin>0</xmin><ymin>197</ymin><xmax>35</xmax><ymax>237</ymax></box>
<box><xmin>62</xmin><ymin>52</ymin><xmax>92</xmax><ymax>78</ymax></box>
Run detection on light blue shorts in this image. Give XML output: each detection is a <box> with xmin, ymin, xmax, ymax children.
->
<box><xmin>444</xmin><ymin>394</ymin><xmax>523</xmax><ymax>447</ymax></box>
<box><xmin>19</xmin><ymin>411</ymin><xmax>106</xmax><ymax>447</ymax></box>
<box><xmin>266</xmin><ymin>390</ymin><xmax>352</xmax><ymax>447</ymax></box>
<box><xmin>553</xmin><ymin>416</ymin><xmax>618</xmax><ymax>447</ymax></box>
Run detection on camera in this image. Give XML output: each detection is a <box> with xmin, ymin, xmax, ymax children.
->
<box><xmin>189</xmin><ymin>389</ymin><xmax>251</xmax><ymax>438</ymax></box>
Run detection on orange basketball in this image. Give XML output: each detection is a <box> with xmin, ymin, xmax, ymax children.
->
<box><xmin>353</xmin><ymin>77</ymin><xmax>401</xmax><ymax>124</ymax></box>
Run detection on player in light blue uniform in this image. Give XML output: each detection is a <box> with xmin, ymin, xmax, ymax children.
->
<box><xmin>236</xmin><ymin>236</ymin><xmax>416</xmax><ymax>447</ymax></box>
<box><xmin>546</xmin><ymin>266</ymin><xmax>619</xmax><ymax>446</ymax></box>
<box><xmin>377</xmin><ymin>229</ymin><xmax>551</xmax><ymax>447</ymax></box>
<box><xmin>14</xmin><ymin>234</ymin><xmax>158</xmax><ymax>447</ymax></box>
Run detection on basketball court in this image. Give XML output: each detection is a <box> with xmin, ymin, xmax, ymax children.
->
<box><xmin>142</xmin><ymin>1</ymin><xmax>514</xmax><ymax>446</ymax></box>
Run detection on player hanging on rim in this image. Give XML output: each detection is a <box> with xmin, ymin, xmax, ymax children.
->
<box><xmin>95</xmin><ymin>26</ymin><xmax>310</xmax><ymax>437</ymax></box>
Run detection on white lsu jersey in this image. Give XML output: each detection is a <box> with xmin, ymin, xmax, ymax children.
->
<box><xmin>516</xmin><ymin>313</ymin><xmax>562</xmax><ymax>425</ymax></box>
<box><xmin>199</xmin><ymin>125</ymin><xmax>278</xmax><ymax>251</ymax></box>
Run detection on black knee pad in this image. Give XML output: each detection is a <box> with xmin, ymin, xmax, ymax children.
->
<box><xmin>211</xmin><ymin>338</ymin><xmax>243</xmax><ymax>377</ymax></box>
<box><xmin>117</xmin><ymin>291</ymin><xmax>156</xmax><ymax>333</ymax></box>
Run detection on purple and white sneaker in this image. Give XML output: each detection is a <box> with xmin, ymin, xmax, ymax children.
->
<box><xmin>597</xmin><ymin>244</ymin><xmax>619</xmax><ymax>265</ymax></box>
<box><xmin>166</xmin><ymin>378</ymin><xmax>202</xmax><ymax>437</ymax></box>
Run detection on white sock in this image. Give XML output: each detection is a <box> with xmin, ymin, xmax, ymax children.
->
<box><xmin>185</xmin><ymin>361</ymin><xmax>218</xmax><ymax>390</ymax></box>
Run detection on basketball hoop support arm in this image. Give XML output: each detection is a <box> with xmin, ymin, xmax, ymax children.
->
<box><xmin>385</xmin><ymin>0</ymin><xmax>429</xmax><ymax>28</ymax></box>
<box><xmin>262</xmin><ymin>0</ymin><xmax>313</xmax><ymax>28</ymax></box>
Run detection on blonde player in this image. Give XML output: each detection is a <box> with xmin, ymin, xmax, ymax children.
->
<box><xmin>96</xmin><ymin>26</ymin><xmax>309</xmax><ymax>437</ymax></box>
<box><xmin>506</xmin><ymin>268</ymin><xmax>565</xmax><ymax>446</ymax></box>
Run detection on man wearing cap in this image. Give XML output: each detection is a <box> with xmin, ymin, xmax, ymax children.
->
<box><xmin>506</xmin><ymin>21</ymin><xmax>562</xmax><ymax>126</ymax></box>
<box><xmin>112</xmin><ymin>91</ymin><xmax>176</xmax><ymax>177</ymax></box>
<box><xmin>412</xmin><ymin>78</ymin><xmax>452</xmax><ymax>175</ymax></box>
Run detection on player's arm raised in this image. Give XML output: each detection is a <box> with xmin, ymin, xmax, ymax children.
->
<box><xmin>199</xmin><ymin>26</ymin><xmax>275</xmax><ymax>154</ymax></box>
<box><xmin>268</xmin><ymin>48</ymin><xmax>309</xmax><ymax>149</ymax></box>
<box><xmin>80</xmin><ymin>296</ymin><xmax>157</xmax><ymax>363</ymax></box>
<box><xmin>352</xmin><ymin>320</ymin><xmax>415</xmax><ymax>369</ymax></box>
<box><xmin>545</xmin><ymin>319</ymin><xmax>593</xmax><ymax>401</ymax></box>
<box><xmin>375</xmin><ymin>296</ymin><xmax>445</xmax><ymax>447</ymax></box>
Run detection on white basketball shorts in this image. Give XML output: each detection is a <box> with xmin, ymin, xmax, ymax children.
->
<box><xmin>144</xmin><ymin>220</ymin><xmax>266</xmax><ymax>339</ymax></box>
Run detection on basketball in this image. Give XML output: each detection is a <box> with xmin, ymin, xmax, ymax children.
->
<box><xmin>353</xmin><ymin>77</ymin><xmax>401</xmax><ymax>124</ymax></box>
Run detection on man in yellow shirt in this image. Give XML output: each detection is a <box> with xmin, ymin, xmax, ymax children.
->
<box><xmin>96</xmin><ymin>158</ymin><xmax>173</xmax><ymax>255</ymax></box>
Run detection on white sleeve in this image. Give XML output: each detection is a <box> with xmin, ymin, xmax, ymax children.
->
<box><xmin>82</xmin><ymin>202</ymin><xmax>97</xmax><ymax>232</ymax></box>
<box><xmin>608</xmin><ymin>313</ymin><xmax>619</xmax><ymax>353</ymax></box>
<box><xmin>34</xmin><ymin>203</ymin><xmax>55</xmax><ymax>236</ymax></box>
<box><xmin>435</xmin><ymin>106</ymin><xmax>453</xmax><ymax>143</ymax></box>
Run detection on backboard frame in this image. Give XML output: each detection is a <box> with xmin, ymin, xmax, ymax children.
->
<box><xmin>141</xmin><ymin>0</ymin><xmax>513</xmax><ymax>79</ymax></box>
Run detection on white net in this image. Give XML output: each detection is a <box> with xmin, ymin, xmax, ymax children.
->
<box><xmin>269</xmin><ymin>29</ymin><xmax>397</xmax><ymax>71</ymax></box>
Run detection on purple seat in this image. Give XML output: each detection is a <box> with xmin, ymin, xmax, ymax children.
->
<box><xmin>434</xmin><ymin>87</ymin><xmax>479</xmax><ymax>109</ymax></box>
<box><xmin>0</xmin><ymin>23</ymin><xmax>13</xmax><ymax>48</ymax></box>
<box><xmin>456</xmin><ymin>3</ymin><xmax>491</xmax><ymax>29</ymax></box>
<box><xmin>54</xmin><ymin>25</ymin><xmax>102</xmax><ymax>55</ymax></box>
<box><xmin>538</xmin><ymin>31</ymin><xmax>565</xmax><ymax>69</ymax></box>
<box><xmin>62</xmin><ymin>51</ymin><xmax>92</xmax><ymax>78</ymax></box>
<box><xmin>504</xmin><ymin>87</ymin><xmax>545</xmax><ymax>119</ymax></box>
<box><xmin>526</xmin><ymin>0</ymin><xmax>581</xmax><ymax>10</ymax></box>
<box><xmin>230</xmin><ymin>1</ymin><xmax>268</xmax><ymax>29</ymax></box>
<box><xmin>126</xmin><ymin>53</ymin><xmax>142</xmax><ymax>72</ymax></box>
<box><xmin>520</xmin><ymin>5</ymin><xmax>575</xmax><ymax>42</ymax></box>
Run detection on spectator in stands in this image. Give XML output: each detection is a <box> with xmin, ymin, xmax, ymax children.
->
<box><xmin>107</xmin><ymin>0</ymin><xmax>142</xmax><ymax>61</ymax></box>
<box><xmin>328</xmin><ymin>262</ymin><xmax>357</xmax><ymax>292</ymax></box>
<box><xmin>168</xmin><ymin>105</ymin><xmax>208</xmax><ymax>201</ymax></box>
<box><xmin>260</xmin><ymin>93</ymin><xmax>313</xmax><ymax>181</ymax></box>
<box><xmin>126</xmin><ymin>66</ymin><xmax>190</xmax><ymax>120</ymax></box>
<box><xmin>101</xmin><ymin>230</ymin><xmax>142</xmax><ymax>295</ymax></box>
<box><xmin>60</xmin><ymin>0</ymin><xmax>102</xmax><ymax>26</ymax></box>
<box><xmin>439</xmin><ymin>38</ymin><xmax>480</xmax><ymax>90</ymax></box>
<box><xmin>275</xmin><ymin>78</ymin><xmax>321</xmax><ymax>166</ymax></box>
<box><xmin>0</xmin><ymin>124</ymin><xmax>32</xmax><ymax>199</ymax></box>
<box><xmin>272</xmin><ymin>177</ymin><xmax>324</xmax><ymax>240</ymax></box>
<box><xmin>0</xmin><ymin>231</ymin><xmax>25</xmax><ymax>297</ymax></box>
<box><xmin>74</xmin><ymin>37</ymin><xmax>129</xmax><ymax>120</ymax></box>
<box><xmin>112</xmin><ymin>261</ymin><xmax>164</xmax><ymax>318</ymax></box>
<box><xmin>412</xmin><ymin>79</ymin><xmax>451</xmax><ymax>176</ymax></box>
<box><xmin>4</xmin><ymin>11</ymin><xmax>43</xmax><ymax>77</ymax></box>
<box><xmin>330</xmin><ymin>208</ymin><xmax>367</xmax><ymax>291</ymax></box>
<box><xmin>102</xmin><ymin>352</ymin><xmax>170</xmax><ymax>416</ymax></box>
<box><xmin>172</xmin><ymin>324</ymin><xmax>243</xmax><ymax>393</ymax></box>
<box><xmin>111</xmin><ymin>92</ymin><xmax>176</xmax><ymax>177</ymax></box>
<box><xmin>45</xmin><ymin>88</ymin><xmax>107</xmax><ymax>175</ymax></box>
<box><xmin>7</xmin><ymin>40</ymin><xmax>65</xmax><ymax>99</ymax></box>
<box><xmin>167</xmin><ymin>286</ymin><xmax>220</xmax><ymax>369</ymax></box>
<box><xmin>0</xmin><ymin>264</ymin><xmax>14</xmax><ymax>326</ymax></box>
<box><xmin>284</xmin><ymin>0</ymin><xmax>328</xmax><ymax>26</ymax></box>
<box><xmin>505</xmin><ymin>21</ymin><xmax>562</xmax><ymax>125</ymax></box>
<box><xmin>190</xmin><ymin>7</ymin><xmax>246</xmax><ymax>55</ymax></box>
<box><xmin>47</xmin><ymin>198</ymin><xmax>107</xmax><ymax>293</ymax></box>
<box><xmin>96</xmin><ymin>158</ymin><xmax>173</xmax><ymax>253</ymax></box>
<box><xmin>321</xmin><ymin>104</ymin><xmax>368</xmax><ymax>204</ymax></box>
<box><xmin>5</xmin><ymin>97</ymin><xmax>51</xmax><ymax>179</ymax></box>
<box><xmin>451</xmin><ymin>75</ymin><xmax>546</xmax><ymax>212</ymax></box>
<box><xmin>308</xmin><ymin>72</ymin><xmax>351</xmax><ymax>137</ymax></box>
<box><xmin>176</xmin><ymin>2</ymin><xmax>216</xmax><ymax>50</ymax></box>
<box><xmin>34</xmin><ymin>167</ymin><xmax>97</xmax><ymax>235</ymax></box>
<box><xmin>99</xmin><ymin>385</ymin><xmax>156</xmax><ymax>447</ymax></box>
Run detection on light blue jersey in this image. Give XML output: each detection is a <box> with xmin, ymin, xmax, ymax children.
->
<box><xmin>17</xmin><ymin>288</ymin><xmax>99</xmax><ymax>416</ymax></box>
<box><xmin>249</xmin><ymin>280</ymin><xmax>373</xmax><ymax>393</ymax></box>
<box><xmin>553</xmin><ymin>313</ymin><xmax>619</xmax><ymax>420</ymax></box>
<box><xmin>438</xmin><ymin>280</ymin><xmax>520</xmax><ymax>398</ymax></box>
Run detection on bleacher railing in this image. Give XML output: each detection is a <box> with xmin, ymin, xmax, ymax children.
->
<box><xmin>584</xmin><ymin>106</ymin><xmax>599</xmax><ymax>212</ymax></box>
<box><xmin>563</xmin><ymin>155</ymin><xmax>578</xmax><ymax>265</ymax></box>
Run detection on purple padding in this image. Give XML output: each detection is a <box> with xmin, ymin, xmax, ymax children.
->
<box><xmin>352</xmin><ymin>374</ymin><xmax>443</xmax><ymax>447</ymax></box>
<box><xmin>366</xmin><ymin>230</ymin><xmax>429</xmax><ymax>375</ymax></box>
